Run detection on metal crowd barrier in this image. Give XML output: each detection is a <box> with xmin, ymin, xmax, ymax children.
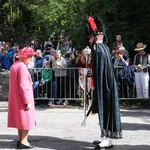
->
<box><xmin>29</xmin><ymin>66</ymin><xmax>150</xmax><ymax>103</ymax></box>
<box><xmin>114</xmin><ymin>65</ymin><xmax>150</xmax><ymax>100</ymax></box>
<box><xmin>29</xmin><ymin>68</ymin><xmax>85</xmax><ymax>103</ymax></box>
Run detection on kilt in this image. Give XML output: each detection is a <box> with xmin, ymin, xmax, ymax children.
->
<box><xmin>91</xmin><ymin>43</ymin><xmax>122</xmax><ymax>139</ymax></box>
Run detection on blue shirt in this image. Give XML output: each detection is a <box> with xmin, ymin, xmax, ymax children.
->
<box><xmin>34</xmin><ymin>56</ymin><xmax>46</xmax><ymax>72</ymax></box>
<box><xmin>1</xmin><ymin>48</ymin><xmax>15</xmax><ymax>70</ymax></box>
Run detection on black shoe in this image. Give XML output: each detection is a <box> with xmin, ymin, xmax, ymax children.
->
<box><xmin>18</xmin><ymin>143</ymin><xmax>35</xmax><ymax>149</ymax></box>
<box><xmin>94</xmin><ymin>145</ymin><xmax>100</xmax><ymax>150</ymax></box>
<box><xmin>93</xmin><ymin>140</ymin><xmax>101</xmax><ymax>145</ymax></box>
<box><xmin>94</xmin><ymin>144</ymin><xmax>113</xmax><ymax>149</ymax></box>
<box><xmin>16</xmin><ymin>141</ymin><xmax>20</xmax><ymax>148</ymax></box>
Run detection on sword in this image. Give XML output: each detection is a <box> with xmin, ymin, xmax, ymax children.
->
<box><xmin>81</xmin><ymin>87</ymin><xmax>94</xmax><ymax>126</ymax></box>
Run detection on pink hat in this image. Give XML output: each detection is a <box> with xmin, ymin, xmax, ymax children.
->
<box><xmin>16</xmin><ymin>47</ymin><xmax>36</xmax><ymax>58</ymax></box>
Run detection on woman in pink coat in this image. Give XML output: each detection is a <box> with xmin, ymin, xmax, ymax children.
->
<box><xmin>8</xmin><ymin>47</ymin><xmax>36</xmax><ymax>149</ymax></box>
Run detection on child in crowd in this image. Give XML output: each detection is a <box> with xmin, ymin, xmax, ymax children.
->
<box><xmin>39</xmin><ymin>61</ymin><xmax>53</xmax><ymax>106</ymax></box>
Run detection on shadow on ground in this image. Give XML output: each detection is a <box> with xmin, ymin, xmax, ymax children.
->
<box><xmin>121</xmin><ymin>110</ymin><xmax>150</xmax><ymax>117</ymax></box>
<box><xmin>122</xmin><ymin>123</ymin><xmax>150</xmax><ymax>131</ymax></box>
<box><xmin>0</xmin><ymin>134</ymin><xmax>93</xmax><ymax>150</ymax></box>
<box><xmin>0</xmin><ymin>135</ymin><xmax>150</xmax><ymax>150</ymax></box>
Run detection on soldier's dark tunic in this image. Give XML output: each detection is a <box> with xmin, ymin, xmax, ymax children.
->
<box><xmin>91</xmin><ymin>43</ymin><xmax>122</xmax><ymax>139</ymax></box>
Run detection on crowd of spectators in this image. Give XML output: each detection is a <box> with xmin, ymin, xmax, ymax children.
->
<box><xmin>0</xmin><ymin>31</ymin><xmax>150</xmax><ymax>107</ymax></box>
<box><xmin>111</xmin><ymin>35</ymin><xmax>150</xmax><ymax>106</ymax></box>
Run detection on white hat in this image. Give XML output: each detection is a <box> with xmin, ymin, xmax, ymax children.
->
<box><xmin>118</xmin><ymin>46</ymin><xmax>126</xmax><ymax>51</ymax></box>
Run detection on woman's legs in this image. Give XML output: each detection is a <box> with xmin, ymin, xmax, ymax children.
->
<box><xmin>17</xmin><ymin>129</ymin><xmax>22</xmax><ymax>142</ymax></box>
<box><xmin>17</xmin><ymin>130</ymin><xmax>29</xmax><ymax>145</ymax></box>
<box><xmin>21</xmin><ymin>130</ymin><xmax>29</xmax><ymax>145</ymax></box>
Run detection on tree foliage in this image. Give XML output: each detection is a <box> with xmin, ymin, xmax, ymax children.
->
<box><xmin>0</xmin><ymin>0</ymin><xmax>150</xmax><ymax>55</ymax></box>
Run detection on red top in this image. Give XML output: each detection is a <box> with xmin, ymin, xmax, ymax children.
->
<box><xmin>77</xmin><ymin>56</ymin><xmax>92</xmax><ymax>69</ymax></box>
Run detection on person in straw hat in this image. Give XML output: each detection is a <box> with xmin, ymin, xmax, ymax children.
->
<box><xmin>133</xmin><ymin>42</ymin><xmax>150</xmax><ymax>99</ymax></box>
<box><xmin>8</xmin><ymin>47</ymin><xmax>36</xmax><ymax>149</ymax></box>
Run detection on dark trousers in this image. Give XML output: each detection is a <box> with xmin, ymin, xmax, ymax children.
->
<box><xmin>66</xmin><ymin>78</ymin><xmax>77</xmax><ymax>98</ymax></box>
<box><xmin>39</xmin><ymin>81</ymin><xmax>52</xmax><ymax>97</ymax></box>
<box><xmin>55</xmin><ymin>76</ymin><xmax>66</xmax><ymax>98</ymax></box>
<box><xmin>118</xmin><ymin>77</ymin><xmax>128</xmax><ymax>98</ymax></box>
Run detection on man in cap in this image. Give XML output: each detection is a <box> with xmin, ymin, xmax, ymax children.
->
<box><xmin>85</xmin><ymin>16</ymin><xmax>122</xmax><ymax>149</ymax></box>
<box><xmin>133</xmin><ymin>43</ymin><xmax>150</xmax><ymax>99</ymax></box>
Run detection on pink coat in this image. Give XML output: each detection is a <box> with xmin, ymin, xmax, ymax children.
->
<box><xmin>8</xmin><ymin>61</ymin><xmax>36</xmax><ymax>130</ymax></box>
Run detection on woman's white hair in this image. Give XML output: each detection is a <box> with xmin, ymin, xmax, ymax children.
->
<box><xmin>36</xmin><ymin>49</ymin><xmax>42</xmax><ymax>53</ymax></box>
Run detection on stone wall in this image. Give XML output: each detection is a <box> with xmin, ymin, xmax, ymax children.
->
<box><xmin>0</xmin><ymin>71</ymin><xmax>9</xmax><ymax>101</ymax></box>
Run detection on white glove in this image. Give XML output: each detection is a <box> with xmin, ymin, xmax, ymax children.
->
<box><xmin>26</xmin><ymin>102</ymin><xmax>32</xmax><ymax>110</ymax></box>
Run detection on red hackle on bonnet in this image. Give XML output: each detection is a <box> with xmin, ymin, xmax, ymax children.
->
<box><xmin>87</xmin><ymin>16</ymin><xmax>97</xmax><ymax>32</ymax></box>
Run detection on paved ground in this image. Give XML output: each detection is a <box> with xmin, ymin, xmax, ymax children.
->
<box><xmin>0</xmin><ymin>101</ymin><xmax>150</xmax><ymax>150</ymax></box>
